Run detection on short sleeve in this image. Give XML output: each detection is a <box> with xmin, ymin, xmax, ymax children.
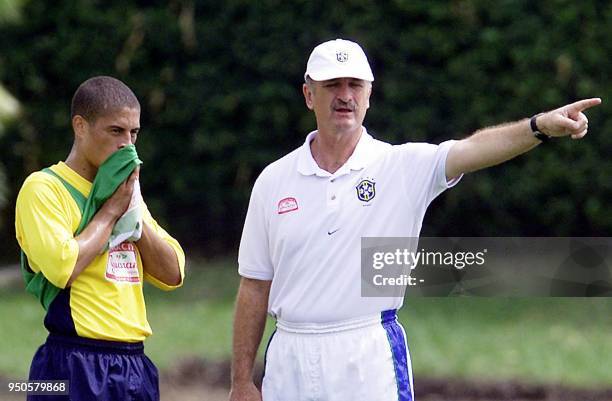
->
<box><xmin>141</xmin><ymin>206</ymin><xmax>186</xmax><ymax>291</ymax></box>
<box><xmin>238</xmin><ymin>175</ymin><xmax>274</xmax><ymax>280</ymax></box>
<box><xmin>433</xmin><ymin>140</ymin><xmax>462</xmax><ymax>196</ymax></box>
<box><xmin>15</xmin><ymin>174</ymin><xmax>80</xmax><ymax>289</ymax></box>
<box><xmin>396</xmin><ymin>140</ymin><xmax>462</xmax><ymax>206</ymax></box>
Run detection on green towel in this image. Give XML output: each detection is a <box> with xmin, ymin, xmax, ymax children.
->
<box><xmin>77</xmin><ymin>145</ymin><xmax>143</xmax><ymax>248</ymax></box>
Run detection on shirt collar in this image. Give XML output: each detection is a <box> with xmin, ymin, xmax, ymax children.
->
<box><xmin>51</xmin><ymin>161</ymin><xmax>93</xmax><ymax>197</ymax></box>
<box><xmin>297</xmin><ymin>127</ymin><xmax>376</xmax><ymax>177</ymax></box>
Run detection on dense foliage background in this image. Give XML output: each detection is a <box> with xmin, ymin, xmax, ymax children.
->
<box><xmin>1</xmin><ymin>0</ymin><xmax>610</xmax><ymax>260</ymax></box>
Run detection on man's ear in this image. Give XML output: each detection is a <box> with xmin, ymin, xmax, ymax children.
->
<box><xmin>72</xmin><ymin>115</ymin><xmax>88</xmax><ymax>140</ymax></box>
<box><xmin>303</xmin><ymin>83</ymin><xmax>314</xmax><ymax>110</ymax></box>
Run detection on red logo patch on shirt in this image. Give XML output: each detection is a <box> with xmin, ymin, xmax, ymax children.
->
<box><xmin>106</xmin><ymin>242</ymin><xmax>140</xmax><ymax>284</ymax></box>
<box><xmin>278</xmin><ymin>197</ymin><xmax>298</xmax><ymax>214</ymax></box>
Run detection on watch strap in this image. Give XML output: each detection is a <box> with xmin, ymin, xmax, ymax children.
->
<box><xmin>530</xmin><ymin>113</ymin><xmax>551</xmax><ymax>143</ymax></box>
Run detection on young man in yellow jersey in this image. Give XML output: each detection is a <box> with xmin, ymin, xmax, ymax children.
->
<box><xmin>15</xmin><ymin>76</ymin><xmax>185</xmax><ymax>401</ymax></box>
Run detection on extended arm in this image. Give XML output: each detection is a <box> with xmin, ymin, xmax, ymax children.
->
<box><xmin>446</xmin><ymin>98</ymin><xmax>602</xmax><ymax>179</ymax></box>
<box><xmin>229</xmin><ymin>277</ymin><xmax>272</xmax><ymax>401</ymax></box>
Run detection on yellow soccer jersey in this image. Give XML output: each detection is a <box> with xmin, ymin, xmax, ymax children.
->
<box><xmin>15</xmin><ymin>162</ymin><xmax>185</xmax><ymax>342</ymax></box>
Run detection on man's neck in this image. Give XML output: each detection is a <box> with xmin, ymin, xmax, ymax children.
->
<box><xmin>310</xmin><ymin>127</ymin><xmax>362</xmax><ymax>174</ymax></box>
<box><xmin>65</xmin><ymin>151</ymin><xmax>97</xmax><ymax>182</ymax></box>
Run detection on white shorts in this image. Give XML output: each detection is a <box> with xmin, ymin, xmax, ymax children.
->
<box><xmin>262</xmin><ymin>310</ymin><xmax>414</xmax><ymax>401</ymax></box>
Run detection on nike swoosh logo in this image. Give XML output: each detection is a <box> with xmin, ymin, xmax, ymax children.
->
<box><xmin>328</xmin><ymin>228</ymin><xmax>340</xmax><ymax>235</ymax></box>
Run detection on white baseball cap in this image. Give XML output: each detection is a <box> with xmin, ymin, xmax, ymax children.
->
<box><xmin>304</xmin><ymin>39</ymin><xmax>374</xmax><ymax>82</ymax></box>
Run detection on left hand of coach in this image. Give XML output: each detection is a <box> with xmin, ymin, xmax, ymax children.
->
<box><xmin>536</xmin><ymin>98</ymin><xmax>601</xmax><ymax>139</ymax></box>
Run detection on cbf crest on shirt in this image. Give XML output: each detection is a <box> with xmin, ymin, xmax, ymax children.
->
<box><xmin>356</xmin><ymin>178</ymin><xmax>376</xmax><ymax>202</ymax></box>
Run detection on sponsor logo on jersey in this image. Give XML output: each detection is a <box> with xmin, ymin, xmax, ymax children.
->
<box><xmin>336</xmin><ymin>51</ymin><xmax>348</xmax><ymax>63</ymax></box>
<box><xmin>106</xmin><ymin>242</ymin><xmax>140</xmax><ymax>284</ymax></box>
<box><xmin>278</xmin><ymin>197</ymin><xmax>299</xmax><ymax>214</ymax></box>
<box><xmin>356</xmin><ymin>179</ymin><xmax>376</xmax><ymax>202</ymax></box>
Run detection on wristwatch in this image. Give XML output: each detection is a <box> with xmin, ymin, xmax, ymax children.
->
<box><xmin>530</xmin><ymin>113</ymin><xmax>551</xmax><ymax>143</ymax></box>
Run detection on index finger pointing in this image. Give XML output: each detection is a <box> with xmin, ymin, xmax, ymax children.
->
<box><xmin>568</xmin><ymin>98</ymin><xmax>602</xmax><ymax>112</ymax></box>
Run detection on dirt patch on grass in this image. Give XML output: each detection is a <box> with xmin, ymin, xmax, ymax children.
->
<box><xmin>162</xmin><ymin>357</ymin><xmax>612</xmax><ymax>401</ymax></box>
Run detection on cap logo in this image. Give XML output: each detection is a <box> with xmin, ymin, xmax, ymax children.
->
<box><xmin>336</xmin><ymin>51</ymin><xmax>348</xmax><ymax>63</ymax></box>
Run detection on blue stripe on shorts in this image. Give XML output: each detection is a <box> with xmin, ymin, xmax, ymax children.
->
<box><xmin>382</xmin><ymin>309</ymin><xmax>413</xmax><ymax>401</ymax></box>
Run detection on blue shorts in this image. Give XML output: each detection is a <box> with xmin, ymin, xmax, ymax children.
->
<box><xmin>28</xmin><ymin>334</ymin><xmax>159</xmax><ymax>401</ymax></box>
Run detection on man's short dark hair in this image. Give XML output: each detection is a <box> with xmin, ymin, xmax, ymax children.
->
<box><xmin>71</xmin><ymin>76</ymin><xmax>140</xmax><ymax>122</ymax></box>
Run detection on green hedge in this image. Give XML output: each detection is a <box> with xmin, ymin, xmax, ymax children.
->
<box><xmin>1</xmin><ymin>1</ymin><xmax>610</xmax><ymax>257</ymax></box>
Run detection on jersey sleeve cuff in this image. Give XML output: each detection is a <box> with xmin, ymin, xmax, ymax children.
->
<box><xmin>144</xmin><ymin>270</ymin><xmax>184</xmax><ymax>291</ymax></box>
<box><xmin>42</xmin><ymin>238</ymin><xmax>80</xmax><ymax>289</ymax></box>
<box><xmin>238</xmin><ymin>265</ymin><xmax>274</xmax><ymax>281</ymax></box>
<box><xmin>439</xmin><ymin>140</ymin><xmax>463</xmax><ymax>188</ymax></box>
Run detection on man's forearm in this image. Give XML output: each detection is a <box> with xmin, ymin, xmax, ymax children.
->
<box><xmin>446</xmin><ymin>119</ymin><xmax>539</xmax><ymax>178</ymax></box>
<box><xmin>136</xmin><ymin>222</ymin><xmax>181</xmax><ymax>286</ymax></box>
<box><xmin>68</xmin><ymin>208</ymin><xmax>119</xmax><ymax>287</ymax></box>
<box><xmin>231</xmin><ymin>278</ymin><xmax>271</xmax><ymax>386</ymax></box>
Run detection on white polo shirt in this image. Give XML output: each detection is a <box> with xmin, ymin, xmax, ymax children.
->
<box><xmin>238</xmin><ymin>128</ymin><xmax>461</xmax><ymax>323</ymax></box>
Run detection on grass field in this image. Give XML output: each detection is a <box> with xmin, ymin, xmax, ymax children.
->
<box><xmin>1</xmin><ymin>257</ymin><xmax>611</xmax><ymax>388</ymax></box>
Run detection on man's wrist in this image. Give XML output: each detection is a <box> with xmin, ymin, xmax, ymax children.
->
<box><xmin>231</xmin><ymin>377</ymin><xmax>255</xmax><ymax>387</ymax></box>
<box><xmin>530</xmin><ymin>113</ymin><xmax>551</xmax><ymax>143</ymax></box>
<box><xmin>231</xmin><ymin>363</ymin><xmax>255</xmax><ymax>386</ymax></box>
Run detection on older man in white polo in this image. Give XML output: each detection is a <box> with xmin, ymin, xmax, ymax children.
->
<box><xmin>229</xmin><ymin>38</ymin><xmax>601</xmax><ymax>401</ymax></box>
